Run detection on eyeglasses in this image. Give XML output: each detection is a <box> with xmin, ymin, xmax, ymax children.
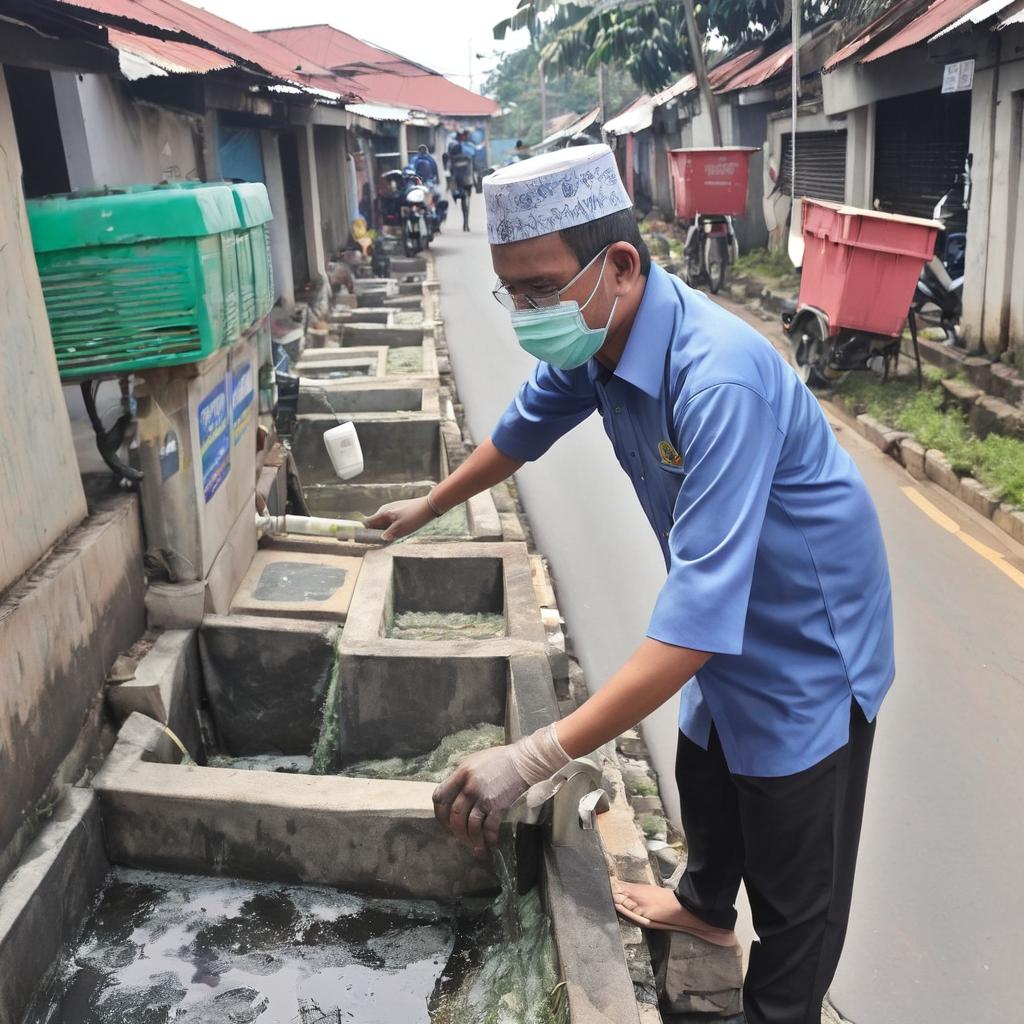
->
<box><xmin>491</xmin><ymin>245</ymin><xmax>609</xmax><ymax>312</ymax></box>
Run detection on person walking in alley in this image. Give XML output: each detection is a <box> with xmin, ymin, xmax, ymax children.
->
<box><xmin>446</xmin><ymin>130</ymin><xmax>476</xmax><ymax>232</ymax></box>
<box><xmin>365</xmin><ymin>145</ymin><xmax>894</xmax><ymax>1024</ymax></box>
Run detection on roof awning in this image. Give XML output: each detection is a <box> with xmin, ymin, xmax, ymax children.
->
<box><xmin>536</xmin><ymin>105</ymin><xmax>602</xmax><ymax>150</ymax></box>
<box><xmin>603</xmin><ymin>95</ymin><xmax>655</xmax><ymax>136</ymax></box>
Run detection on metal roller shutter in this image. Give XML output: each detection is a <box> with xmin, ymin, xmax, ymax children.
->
<box><xmin>778</xmin><ymin>129</ymin><xmax>847</xmax><ymax>203</ymax></box>
<box><xmin>873</xmin><ymin>90</ymin><xmax>970</xmax><ymax>230</ymax></box>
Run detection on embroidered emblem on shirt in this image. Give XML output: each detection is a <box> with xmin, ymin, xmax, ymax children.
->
<box><xmin>658</xmin><ymin>440</ymin><xmax>682</xmax><ymax>466</ymax></box>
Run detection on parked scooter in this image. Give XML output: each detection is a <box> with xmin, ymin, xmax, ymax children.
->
<box><xmin>911</xmin><ymin>170</ymin><xmax>969</xmax><ymax>344</ymax></box>
<box><xmin>683</xmin><ymin>214</ymin><xmax>739</xmax><ymax>294</ymax></box>
<box><xmin>379</xmin><ymin>169</ymin><xmax>432</xmax><ymax>257</ymax></box>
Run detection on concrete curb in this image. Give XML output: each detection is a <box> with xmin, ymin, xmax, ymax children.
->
<box><xmin>825</xmin><ymin>393</ymin><xmax>1024</xmax><ymax>546</ymax></box>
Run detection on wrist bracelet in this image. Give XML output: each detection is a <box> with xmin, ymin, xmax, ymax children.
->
<box><xmin>425</xmin><ymin>490</ymin><xmax>444</xmax><ymax>518</ymax></box>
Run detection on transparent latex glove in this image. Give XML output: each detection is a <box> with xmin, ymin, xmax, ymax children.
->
<box><xmin>364</xmin><ymin>497</ymin><xmax>436</xmax><ymax>541</ymax></box>
<box><xmin>432</xmin><ymin>724</ymin><xmax>570</xmax><ymax>856</ymax></box>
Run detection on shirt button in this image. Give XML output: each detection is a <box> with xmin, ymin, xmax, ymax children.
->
<box><xmin>630</xmin><ymin>450</ymin><xmax>637</xmax><ymax>457</ymax></box>
<box><xmin>663</xmin><ymin>529</ymin><xmax>670</xmax><ymax>538</ymax></box>
<box><xmin>614</xmin><ymin>405</ymin><xmax>623</xmax><ymax>414</ymax></box>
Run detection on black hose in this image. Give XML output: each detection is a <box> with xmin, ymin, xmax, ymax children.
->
<box><xmin>80</xmin><ymin>380</ymin><xmax>144</xmax><ymax>485</ymax></box>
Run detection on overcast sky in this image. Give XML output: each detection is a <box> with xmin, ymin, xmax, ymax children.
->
<box><xmin>194</xmin><ymin>0</ymin><xmax>532</xmax><ymax>93</ymax></box>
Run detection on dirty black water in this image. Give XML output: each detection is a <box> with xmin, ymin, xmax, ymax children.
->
<box><xmin>24</xmin><ymin>869</ymin><xmax>488</xmax><ymax>1024</ymax></box>
<box><xmin>252</xmin><ymin>562</ymin><xmax>347</xmax><ymax>603</ymax></box>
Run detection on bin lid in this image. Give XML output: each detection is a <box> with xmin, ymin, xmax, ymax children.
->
<box><xmin>27</xmin><ymin>183</ymin><xmax>241</xmax><ymax>252</ymax></box>
<box><xmin>667</xmin><ymin>146</ymin><xmax>759</xmax><ymax>154</ymax></box>
<box><xmin>801</xmin><ymin>198</ymin><xmax>941</xmax><ymax>231</ymax></box>
<box><xmin>230</xmin><ymin>182</ymin><xmax>273</xmax><ymax>227</ymax></box>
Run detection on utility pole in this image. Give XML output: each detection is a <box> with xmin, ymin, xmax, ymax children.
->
<box><xmin>539</xmin><ymin>56</ymin><xmax>547</xmax><ymax>140</ymax></box>
<box><xmin>791</xmin><ymin>0</ymin><xmax>800</xmax><ymax>205</ymax></box>
<box><xmin>681</xmin><ymin>0</ymin><xmax>721</xmax><ymax>146</ymax></box>
<box><xmin>598</xmin><ymin>63</ymin><xmax>609</xmax><ymax>125</ymax></box>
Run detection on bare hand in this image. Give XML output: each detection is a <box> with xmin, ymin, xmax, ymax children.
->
<box><xmin>364</xmin><ymin>497</ymin><xmax>436</xmax><ymax>541</ymax></box>
<box><xmin>432</xmin><ymin>745</ymin><xmax>529</xmax><ymax>857</ymax></box>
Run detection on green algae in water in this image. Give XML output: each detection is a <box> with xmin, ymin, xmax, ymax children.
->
<box><xmin>310</xmin><ymin>646</ymin><xmax>342</xmax><ymax>774</ymax></box>
<box><xmin>405</xmin><ymin>504</ymin><xmax>470</xmax><ymax>539</ymax></box>
<box><xmin>387</xmin><ymin>347</ymin><xmax>424</xmax><ymax>373</ymax></box>
<box><xmin>341</xmin><ymin>723</ymin><xmax>505</xmax><ymax>783</ymax></box>
<box><xmin>431</xmin><ymin>840</ymin><xmax>567</xmax><ymax>1024</ymax></box>
<box><xmin>389</xmin><ymin>611</ymin><xmax>506</xmax><ymax>641</ymax></box>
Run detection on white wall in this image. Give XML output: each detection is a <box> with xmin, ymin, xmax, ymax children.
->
<box><xmin>0</xmin><ymin>67</ymin><xmax>87</xmax><ymax>589</ymax></box>
<box><xmin>261</xmin><ymin>129</ymin><xmax>294</xmax><ymax>306</ymax></box>
<box><xmin>67</xmin><ymin>72</ymin><xmax>200</xmax><ymax>186</ymax></box>
<box><xmin>960</xmin><ymin>36</ymin><xmax>1024</xmax><ymax>360</ymax></box>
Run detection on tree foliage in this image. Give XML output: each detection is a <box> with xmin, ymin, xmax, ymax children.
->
<box><xmin>495</xmin><ymin>0</ymin><xmax>900</xmax><ymax>93</ymax></box>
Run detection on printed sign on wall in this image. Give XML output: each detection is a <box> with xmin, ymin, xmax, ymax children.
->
<box><xmin>231</xmin><ymin>359</ymin><xmax>255</xmax><ymax>446</ymax></box>
<box><xmin>198</xmin><ymin>378</ymin><xmax>230</xmax><ymax>503</ymax></box>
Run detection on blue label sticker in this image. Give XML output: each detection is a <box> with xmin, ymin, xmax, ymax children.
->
<box><xmin>198</xmin><ymin>378</ymin><xmax>230</xmax><ymax>503</ymax></box>
<box><xmin>231</xmin><ymin>360</ymin><xmax>255</xmax><ymax>446</ymax></box>
<box><xmin>159</xmin><ymin>429</ymin><xmax>180</xmax><ymax>482</ymax></box>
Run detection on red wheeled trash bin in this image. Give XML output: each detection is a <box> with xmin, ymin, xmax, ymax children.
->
<box><xmin>667</xmin><ymin>147</ymin><xmax>758</xmax><ymax>218</ymax></box>
<box><xmin>798</xmin><ymin>199</ymin><xmax>941</xmax><ymax>337</ymax></box>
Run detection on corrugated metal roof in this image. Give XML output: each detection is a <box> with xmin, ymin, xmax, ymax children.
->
<box><xmin>107</xmin><ymin>27</ymin><xmax>233</xmax><ymax>76</ymax></box>
<box><xmin>603</xmin><ymin>94</ymin><xmax>655</xmax><ymax>136</ymax></box>
<box><xmin>930</xmin><ymin>0</ymin><xmax>1024</xmax><ymax>35</ymax></box>
<box><xmin>719</xmin><ymin>42</ymin><xmax>793</xmax><ymax>91</ymax></box>
<box><xmin>649</xmin><ymin>48</ymin><xmax>765</xmax><ymax>110</ymax></box>
<box><xmin>823</xmin><ymin>0</ymin><xmax>921</xmax><ymax>69</ymax></box>
<box><xmin>53</xmin><ymin>0</ymin><xmax>347</xmax><ymax>93</ymax></box>
<box><xmin>262</xmin><ymin>24</ymin><xmax>499</xmax><ymax>117</ymax></box>
<box><xmin>862</xmin><ymin>0</ymin><xmax>982</xmax><ymax>62</ymax></box>
<box><xmin>825</xmin><ymin>0</ymin><xmax>985</xmax><ymax>70</ymax></box>
<box><xmin>537</xmin><ymin>105</ymin><xmax>601</xmax><ymax>150</ymax></box>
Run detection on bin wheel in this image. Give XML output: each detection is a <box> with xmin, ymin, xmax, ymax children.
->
<box><xmin>792</xmin><ymin>313</ymin><xmax>832</xmax><ymax>388</ymax></box>
<box><xmin>705</xmin><ymin>237</ymin><xmax>726</xmax><ymax>294</ymax></box>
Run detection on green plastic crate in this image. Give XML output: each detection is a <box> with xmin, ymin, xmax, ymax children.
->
<box><xmin>27</xmin><ymin>184</ymin><xmax>244</xmax><ymax>380</ymax></box>
<box><xmin>229</xmin><ymin>183</ymin><xmax>274</xmax><ymax>326</ymax></box>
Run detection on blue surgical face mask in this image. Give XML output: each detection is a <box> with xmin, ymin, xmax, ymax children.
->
<box><xmin>508</xmin><ymin>248</ymin><xmax>619</xmax><ymax>370</ymax></box>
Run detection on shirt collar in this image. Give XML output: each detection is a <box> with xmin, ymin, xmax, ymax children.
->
<box><xmin>610</xmin><ymin>263</ymin><xmax>680</xmax><ymax>399</ymax></box>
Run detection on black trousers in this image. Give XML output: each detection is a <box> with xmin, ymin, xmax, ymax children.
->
<box><xmin>674</xmin><ymin>704</ymin><xmax>875</xmax><ymax>1024</ymax></box>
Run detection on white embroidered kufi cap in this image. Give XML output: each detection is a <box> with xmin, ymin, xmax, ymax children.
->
<box><xmin>483</xmin><ymin>143</ymin><xmax>632</xmax><ymax>245</ymax></box>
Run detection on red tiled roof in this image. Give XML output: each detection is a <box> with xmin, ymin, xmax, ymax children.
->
<box><xmin>53</xmin><ymin>0</ymin><xmax>348</xmax><ymax>93</ymax></box>
<box><xmin>262</xmin><ymin>24</ymin><xmax>498</xmax><ymax>117</ymax></box>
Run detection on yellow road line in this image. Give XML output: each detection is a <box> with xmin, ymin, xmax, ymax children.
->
<box><xmin>902</xmin><ymin>486</ymin><xmax>1024</xmax><ymax>590</ymax></box>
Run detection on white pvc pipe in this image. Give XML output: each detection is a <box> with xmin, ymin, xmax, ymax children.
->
<box><xmin>255</xmin><ymin>512</ymin><xmax>385</xmax><ymax>544</ymax></box>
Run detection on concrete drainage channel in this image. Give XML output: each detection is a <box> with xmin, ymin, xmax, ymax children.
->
<box><xmin>0</xmin><ymin>256</ymin><xmax>648</xmax><ymax>1024</ymax></box>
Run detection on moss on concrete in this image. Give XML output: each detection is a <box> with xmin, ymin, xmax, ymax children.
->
<box><xmin>388</xmin><ymin>611</ymin><xmax>506</xmax><ymax>641</ymax></box>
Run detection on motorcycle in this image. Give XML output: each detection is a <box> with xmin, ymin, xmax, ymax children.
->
<box><xmin>378</xmin><ymin>169</ymin><xmax>433</xmax><ymax>257</ymax></box>
<box><xmin>911</xmin><ymin>168</ymin><xmax>969</xmax><ymax>344</ymax></box>
<box><xmin>683</xmin><ymin>214</ymin><xmax>739</xmax><ymax>294</ymax></box>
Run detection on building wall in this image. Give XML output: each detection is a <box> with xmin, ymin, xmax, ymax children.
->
<box><xmin>960</xmin><ymin>30</ymin><xmax>1024</xmax><ymax>361</ymax></box>
<box><xmin>0</xmin><ymin>66</ymin><xmax>87</xmax><ymax>590</ymax></box>
<box><xmin>261</xmin><ymin>130</ymin><xmax>294</xmax><ymax>306</ymax></box>
<box><xmin>314</xmin><ymin>125</ymin><xmax>351</xmax><ymax>258</ymax></box>
<box><xmin>54</xmin><ymin>72</ymin><xmax>200</xmax><ymax>187</ymax></box>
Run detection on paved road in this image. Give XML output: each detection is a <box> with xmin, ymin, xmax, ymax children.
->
<box><xmin>431</xmin><ymin>200</ymin><xmax>1024</xmax><ymax>1022</ymax></box>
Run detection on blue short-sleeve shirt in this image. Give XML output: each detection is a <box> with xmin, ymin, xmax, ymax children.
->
<box><xmin>492</xmin><ymin>263</ymin><xmax>894</xmax><ymax>777</ymax></box>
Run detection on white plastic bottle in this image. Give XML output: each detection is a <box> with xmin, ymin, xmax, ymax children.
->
<box><xmin>323</xmin><ymin>421</ymin><xmax>364</xmax><ymax>480</ymax></box>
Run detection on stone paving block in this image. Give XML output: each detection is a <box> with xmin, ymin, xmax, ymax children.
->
<box><xmin>898</xmin><ymin>438</ymin><xmax>927</xmax><ymax>480</ymax></box>
<box><xmin>989</xmin><ymin>362</ymin><xmax>1024</xmax><ymax>405</ymax></box>
<box><xmin>229</xmin><ymin>549</ymin><xmax>362</xmax><ymax>622</ymax></box>
<box><xmin>924</xmin><ymin>449</ymin><xmax>959</xmax><ymax>494</ymax></box>
<box><xmin>970</xmin><ymin>393</ymin><xmax>1024</xmax><ymax>439</ymax></box>
<box><xmin>993</xmin><ymin>503</ymin><xmax>1024</xmax><ymax>546</ymax></box>
<box><xmin>940</xmin><ymin>377</ymin><xmax>982</xmax><ymax>414</ymax></box>
<box><xmin>958</xmin><ymin>478</ymin><xmax>999</xmax><ymax>519</ymax></box>
<box><xmin>648</xmin><ymin>930</ymin><xmax>744</xmax><ymax>1017</ymax></box>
